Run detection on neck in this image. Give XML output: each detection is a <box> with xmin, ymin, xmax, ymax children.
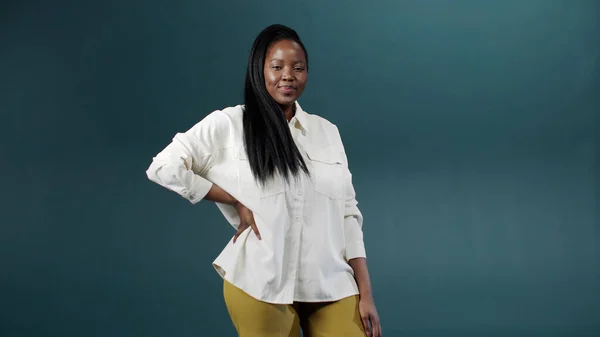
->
<box><xmin>282</xmin><ymin>103</ymin><xmax>296</xmax><ymax>122</ymax></box>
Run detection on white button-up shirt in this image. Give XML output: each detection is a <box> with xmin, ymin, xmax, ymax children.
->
<box><xmin>145</xmin><ymin>102</ymin><xmax>366</xmax><ymax>304</ymax></box>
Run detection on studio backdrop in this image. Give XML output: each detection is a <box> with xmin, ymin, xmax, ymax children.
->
<box><xmin>1</xmin><ymin>1</ymin><xmax>597</xmax><ymax>336</ymax></box>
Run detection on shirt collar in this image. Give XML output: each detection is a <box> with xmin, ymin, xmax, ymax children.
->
<box><xmin>291</xmin><ymin>101</ymin><xmax>309</xmax><ymax>132</ymax></box>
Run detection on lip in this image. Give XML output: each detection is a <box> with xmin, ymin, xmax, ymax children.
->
<box><xmin>278</xmin><ymin>85</ymin><xmax>296</xmax><ymax>93</ymax></box>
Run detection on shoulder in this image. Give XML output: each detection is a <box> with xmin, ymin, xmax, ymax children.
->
<box><xmin>303</xmin><ymin>109</ymin><xmax>345</xmax><ymax>147</ymax></box>
<box><xmin>197</xmin><ymin>104</ymin><xmax>243</xmax><ymax>126</ymax></box>
<box><xmin>308</xmin><ymin>112</ymin><xmax>338</xmax><ymax>130</ymax></box>
<box><xmin>218</xmin><ymin>104</ymin><xmax>245</xmax><ymax>120</ymax></box>
<box><xmin>186</xmin><ymin>104</ymin><xmax>243</xmax><ymax>132</ymax></box>
<box><xmin>181</xmin><ymin>104</ymin><xmax>244</xmax><ymax>149</ymax></box>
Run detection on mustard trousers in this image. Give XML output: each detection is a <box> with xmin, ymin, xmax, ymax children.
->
<box><xmin>223</xmin><ymin>280</ymin><xmax>367</xmax><ymax>337</ymax></box>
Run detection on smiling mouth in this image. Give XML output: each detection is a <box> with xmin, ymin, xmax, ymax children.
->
<box><xmin>278</xmin><ymin>85</ymin><xmax>297</xmax><ymax>93</ymax></box>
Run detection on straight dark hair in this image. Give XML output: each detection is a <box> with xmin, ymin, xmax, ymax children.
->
<box><xmin>243</xmin><ymin>24</ymin><xmax>310</xmax><ymax>186</ymax></box>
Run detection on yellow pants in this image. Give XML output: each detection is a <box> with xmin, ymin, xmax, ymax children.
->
<box><xmin>223</xmin><ymin>280</ymin><xmax>367</xmax><ymax>337</ymax></box>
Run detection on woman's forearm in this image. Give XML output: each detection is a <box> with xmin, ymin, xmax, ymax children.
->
<box><xmin>204</xmin><ymin>184</ymin><xmax>238</xmax><ymax>206</ymax></box>
<box><xmin>348</xmin><ymin>257</ymin><xmax>374</xmax><ymax>300</ymax></box>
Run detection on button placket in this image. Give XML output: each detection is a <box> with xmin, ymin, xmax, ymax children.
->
<box><xmin>289</xmin><ymin>171</ymin><xmax>307</xmax><ymax>298</ymax></box>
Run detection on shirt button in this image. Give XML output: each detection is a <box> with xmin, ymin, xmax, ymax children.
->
<box><xmin>295</xmin><ymin>216</ymin><xmax>300</xmax><ymax>222</ymax></box>
<box><xmin>297</xmin><ymin>190</ymin><xmax>303</xmax><ymax>196</ymax></box>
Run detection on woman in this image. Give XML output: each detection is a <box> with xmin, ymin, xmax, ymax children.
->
<box><xmin>146</xmin><ymin>24</ymin><xmax>382</xmax><ymax>337</ymax></box>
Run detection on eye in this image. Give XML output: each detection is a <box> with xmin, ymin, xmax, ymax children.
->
<box><xmin>294</xmin><ymin>67</ymin><xmax>305</xmax><ymax>71</ymax></box>
<box><xmin>271</xmin><ymin>65</ymin><xmax>282</xmax><ymax>70</ymax></box>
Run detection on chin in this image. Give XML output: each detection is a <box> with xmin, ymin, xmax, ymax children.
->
<box><xmin>275</xmin><ymin>96</ymin><xmax>296</xmax><ymax>106</ymax></box>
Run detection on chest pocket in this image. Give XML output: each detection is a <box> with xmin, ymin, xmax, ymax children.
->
<box><xmin>305</xmin><ymin>147</ymin><xmax>346</xmax><ymax>200</ymax></box>
<box><xmin>235</xmin><ymin>147</ymin><xmax>285</xmax><ymax>199</ymax></box>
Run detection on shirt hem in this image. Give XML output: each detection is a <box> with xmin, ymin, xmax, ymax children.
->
<box><xmin>212</xmin><ymin>262</ymin><xmax>360</xmax><ymax>305</ymax></box>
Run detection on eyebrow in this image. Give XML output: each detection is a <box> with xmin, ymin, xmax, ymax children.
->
<box><xmin>269</xmin><ymin>58</ymin><xmax>306</xmax><ymax>64</ymax></box>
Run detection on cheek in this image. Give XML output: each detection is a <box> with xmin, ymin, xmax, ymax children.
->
<box><xmin>298</xmin><ymin>77</ymin><xmax>308</xmax><ymax>90</ymax></box>
<box><xmin>264</xmin><ymin>71</ymin><xmax>277</xmax><ymax>86</ymax></box>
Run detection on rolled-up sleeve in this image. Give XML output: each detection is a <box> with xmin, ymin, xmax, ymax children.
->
<box><xmin>332</xmin><ymin>125</ymin><xmax>367</xmax><ymax>261</ymax></box>
<box><xmin>145</xmin><ymin>111</ymin><xmax>225</xmax><ymax>204</ymax></box>
<box><xmin>343</xmin><ymin>171</ymin><xmax>366</xmax><ymax>260</ymax></box>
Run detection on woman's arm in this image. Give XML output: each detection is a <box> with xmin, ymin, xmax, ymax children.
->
<box><xmin>146</xmin><ymin>109</ymin><xmax>260</xmax><ymax>241</ymax></box>
<box><xmin>333</xmin><ymin>125</ymin><xmax>381</xmax><ymax>336</ymax></box>
<box><xmin>349</xmin><ymin>257</ymin><xmax>382</xmax><ymax>337</ymax></box>
<box><xmin>348</xmin><ymin>257</ymin><xmax>373</xmax><ymax>300</ymax></box>
<box><xmin>204</xmin><ymin>184</ymin><xmax>238</xmax><ymax>205</ymax></box>
<box><xmin>146</xmin><ymin>111</ymin><xmax>226</xmax><ymax>204</ymax></box>
<box><xmin>203</xmin><ymin>179</ymin><xmax>261</xmax><ymax>242</ymax></box>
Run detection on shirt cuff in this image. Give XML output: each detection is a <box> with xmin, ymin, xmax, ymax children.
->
<box><xmin>186</xmin><ymin>176</ymin><xmax>213</xmax><ymax>204</ymax></box>
<box><xmin>346</xmin><ymin>240</ymin><xmax>367</xmax><ymax>260</ymax></box>
<box><xmin>344</xmin><ymin>216</ymin><xmax>367</xmax><ymax>260</ymax></box>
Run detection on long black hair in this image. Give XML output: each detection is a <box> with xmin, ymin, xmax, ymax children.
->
<box><xmin>243</xmin><ymin>24</ymin><xmax>310</xmax><ymax>186</ymax></box>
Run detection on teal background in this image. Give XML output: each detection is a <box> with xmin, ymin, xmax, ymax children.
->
<box><xmin>1</xmin><ymin>0</ymin><xmax>598</xmax><ymax>336</ymax></box>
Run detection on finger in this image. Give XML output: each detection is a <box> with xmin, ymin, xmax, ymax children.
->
<box><xmin>373</xmin><ymin>317</ymin><xmax>382</xmax><ymax>337</ymax></box>
<box><xmin>250</xmin><ymin>222</ymin><xmax>261</xmax><ymax>240</ymax></box>
<box><xmin>361</xmin><ymin>316</ymin><xmax>371</xmax><ymax>337</ymax></box>
<box><xmin>233</xmin><ymin>225</ymin><xmax>246</xmax><ymax>243</ymax></box>
<box><xmin>368</xmin><ymin>316</ymin><xmax>377</xmax><ymax>337</ymax></box>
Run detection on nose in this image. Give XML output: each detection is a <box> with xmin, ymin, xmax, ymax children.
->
<box><xmin>282</xmin><ymin>69</ymin><xmax>295</xmax><ymax>81</ymax></box>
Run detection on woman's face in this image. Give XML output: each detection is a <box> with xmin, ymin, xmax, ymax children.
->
<box><xmin>263</xmin><ymin>39</ymin><xmax>307</xmax><ymax>107</ymax></box>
